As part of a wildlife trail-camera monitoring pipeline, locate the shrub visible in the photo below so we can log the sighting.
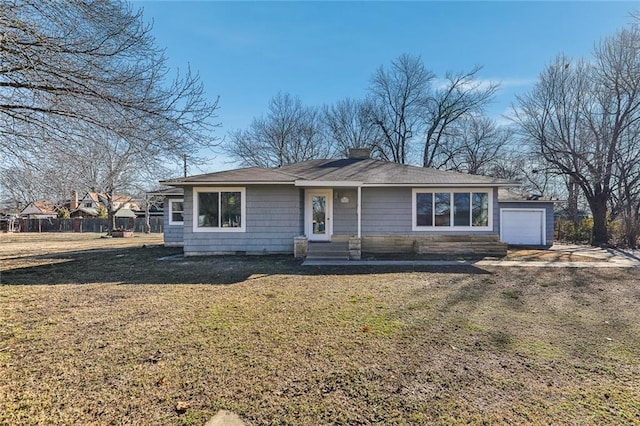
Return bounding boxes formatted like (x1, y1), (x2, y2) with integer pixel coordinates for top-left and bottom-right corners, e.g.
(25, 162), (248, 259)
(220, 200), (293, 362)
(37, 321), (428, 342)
(96, 205), (108, 218)
(555, 217), (593, 244)
(57, 207), (70, 219)
(608, 214), (640, 248)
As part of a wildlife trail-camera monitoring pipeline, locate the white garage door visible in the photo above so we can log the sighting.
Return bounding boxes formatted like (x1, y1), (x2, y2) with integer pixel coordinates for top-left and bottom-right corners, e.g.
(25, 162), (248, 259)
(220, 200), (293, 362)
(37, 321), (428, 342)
(500, 209), (545, 245)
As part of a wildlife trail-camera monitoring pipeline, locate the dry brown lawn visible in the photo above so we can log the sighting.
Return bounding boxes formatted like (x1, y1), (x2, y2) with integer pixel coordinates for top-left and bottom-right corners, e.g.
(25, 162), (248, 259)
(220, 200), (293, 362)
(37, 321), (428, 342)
(1, 233), (639, 425)
(505, 249), (601, 262)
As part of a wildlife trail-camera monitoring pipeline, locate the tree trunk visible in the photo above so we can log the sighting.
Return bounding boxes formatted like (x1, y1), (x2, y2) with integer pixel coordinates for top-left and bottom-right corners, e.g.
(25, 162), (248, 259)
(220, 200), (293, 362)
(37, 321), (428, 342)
(144, 206), (151, 234)
(567, 177), (580, 226)
(589, 194), (608, 246)
(632, 208), (640, 249)
(107, 210), (116, 235)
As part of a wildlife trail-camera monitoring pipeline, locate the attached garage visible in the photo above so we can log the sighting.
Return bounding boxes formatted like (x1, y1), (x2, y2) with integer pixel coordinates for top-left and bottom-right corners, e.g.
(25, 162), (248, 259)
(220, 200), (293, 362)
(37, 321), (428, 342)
(498, 189), (556, 247)
(500, 208), (546, 246)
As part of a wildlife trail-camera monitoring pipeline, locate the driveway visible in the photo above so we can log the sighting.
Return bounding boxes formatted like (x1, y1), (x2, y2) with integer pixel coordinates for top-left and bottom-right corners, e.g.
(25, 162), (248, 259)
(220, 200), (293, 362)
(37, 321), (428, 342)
(478, 244), (640, 268)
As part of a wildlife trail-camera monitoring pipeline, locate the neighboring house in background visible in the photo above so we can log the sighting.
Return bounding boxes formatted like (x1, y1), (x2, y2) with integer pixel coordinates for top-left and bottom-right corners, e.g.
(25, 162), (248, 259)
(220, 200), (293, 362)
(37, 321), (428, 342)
(159, 148), (546, 259)
(20, 201), (58, 219)
(498, 189), (557, 247)
(70, 191), (140, 218)
(133, 204), (164, 219)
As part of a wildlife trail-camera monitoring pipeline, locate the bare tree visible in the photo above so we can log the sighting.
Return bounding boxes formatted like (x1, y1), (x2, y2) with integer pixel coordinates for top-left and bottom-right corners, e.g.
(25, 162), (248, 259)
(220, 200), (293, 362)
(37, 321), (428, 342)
(422, 67), (499, 168)
(514, 23), (640, 246)
(368, 54), (434, 164)
(367, 55), (497, 166)
(3, 0), (219, 153)
(0, 0), (220, 230)
(488, 157), (524, 181)
(86, 119), (194, 232)
(0, 166), (47, 208)
(322, 98), (381, 158)
(1, 125), (178, 232)
(227, 92), (329, 167)
(68, 132), (160, 232)
(433, 115), (513, 174)
(0, 160), (76, 209)
(609, 122), (640, 247)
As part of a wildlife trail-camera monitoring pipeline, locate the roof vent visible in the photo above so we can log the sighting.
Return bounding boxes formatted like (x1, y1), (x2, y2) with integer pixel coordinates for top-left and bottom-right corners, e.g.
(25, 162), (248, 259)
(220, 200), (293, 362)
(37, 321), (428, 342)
(348, 148), (371, 159)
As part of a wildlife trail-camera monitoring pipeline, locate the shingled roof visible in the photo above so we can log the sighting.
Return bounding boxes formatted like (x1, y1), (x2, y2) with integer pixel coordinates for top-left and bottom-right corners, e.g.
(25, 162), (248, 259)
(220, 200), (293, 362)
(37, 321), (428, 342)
(161, 158), (518, 187)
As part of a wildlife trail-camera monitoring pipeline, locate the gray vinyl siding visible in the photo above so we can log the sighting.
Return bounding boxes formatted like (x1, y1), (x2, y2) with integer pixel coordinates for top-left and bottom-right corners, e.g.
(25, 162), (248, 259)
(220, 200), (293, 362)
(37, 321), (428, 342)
(333, 188), (358, 235)
(163, 196), (183, 246)
(180, 185), (506, 255)
(361, 187), (500, 236)
(498, 201), (554, 246)
(362, 187), (411, 234)
(183, 185), (302, 255)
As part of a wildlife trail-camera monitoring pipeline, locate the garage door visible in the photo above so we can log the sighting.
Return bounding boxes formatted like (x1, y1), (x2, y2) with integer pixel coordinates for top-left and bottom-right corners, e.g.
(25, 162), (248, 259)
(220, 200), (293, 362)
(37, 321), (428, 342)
(500, 209), (545, 245)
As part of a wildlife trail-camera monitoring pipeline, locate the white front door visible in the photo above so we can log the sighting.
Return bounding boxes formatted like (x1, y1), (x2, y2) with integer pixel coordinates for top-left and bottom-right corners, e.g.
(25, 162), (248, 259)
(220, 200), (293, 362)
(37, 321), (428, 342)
(305, 189), (333, 241)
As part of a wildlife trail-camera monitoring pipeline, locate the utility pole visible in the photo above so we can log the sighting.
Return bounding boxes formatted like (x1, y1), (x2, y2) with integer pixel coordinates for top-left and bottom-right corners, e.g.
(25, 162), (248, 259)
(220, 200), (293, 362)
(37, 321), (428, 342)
(183, 154), (188, 178)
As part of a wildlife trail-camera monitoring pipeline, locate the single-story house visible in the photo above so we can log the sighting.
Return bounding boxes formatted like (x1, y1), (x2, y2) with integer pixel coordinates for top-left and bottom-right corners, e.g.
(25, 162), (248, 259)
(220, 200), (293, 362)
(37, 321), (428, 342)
(159, 149), (555, 259)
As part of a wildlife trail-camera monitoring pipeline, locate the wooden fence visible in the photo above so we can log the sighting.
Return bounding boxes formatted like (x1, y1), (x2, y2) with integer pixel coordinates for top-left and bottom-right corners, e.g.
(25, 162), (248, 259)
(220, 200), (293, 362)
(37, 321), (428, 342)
(11, 217), (164, 233)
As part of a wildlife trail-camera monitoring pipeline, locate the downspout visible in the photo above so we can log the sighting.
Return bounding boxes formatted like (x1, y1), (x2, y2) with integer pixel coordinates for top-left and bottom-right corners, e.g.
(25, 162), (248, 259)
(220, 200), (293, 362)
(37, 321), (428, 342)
(357, 186), (362, 238)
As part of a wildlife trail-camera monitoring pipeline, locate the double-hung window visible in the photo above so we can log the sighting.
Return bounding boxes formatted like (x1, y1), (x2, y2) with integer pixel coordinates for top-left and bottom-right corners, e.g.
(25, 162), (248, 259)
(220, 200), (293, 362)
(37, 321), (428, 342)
(193, 187), (246, 232)
(413, 189), (492, 231)
(169, 199), (184, 225)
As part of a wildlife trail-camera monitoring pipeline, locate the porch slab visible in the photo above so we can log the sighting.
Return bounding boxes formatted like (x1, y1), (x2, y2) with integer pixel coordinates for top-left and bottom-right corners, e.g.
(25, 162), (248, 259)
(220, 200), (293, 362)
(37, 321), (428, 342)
(302, 259), (640, 268)
(303, 259), (474, 266)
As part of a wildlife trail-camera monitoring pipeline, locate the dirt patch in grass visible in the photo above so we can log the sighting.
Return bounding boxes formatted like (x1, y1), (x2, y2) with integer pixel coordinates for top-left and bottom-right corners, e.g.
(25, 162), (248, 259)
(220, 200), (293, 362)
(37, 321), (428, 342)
(506, 249), (601, 262)
(363, 248), (602, 262)
(1, 234), (639, 424)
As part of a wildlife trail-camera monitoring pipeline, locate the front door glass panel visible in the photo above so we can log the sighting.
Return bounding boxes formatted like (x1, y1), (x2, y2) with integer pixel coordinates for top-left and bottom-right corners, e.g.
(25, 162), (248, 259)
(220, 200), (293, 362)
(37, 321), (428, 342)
(312, 195), (326, 234)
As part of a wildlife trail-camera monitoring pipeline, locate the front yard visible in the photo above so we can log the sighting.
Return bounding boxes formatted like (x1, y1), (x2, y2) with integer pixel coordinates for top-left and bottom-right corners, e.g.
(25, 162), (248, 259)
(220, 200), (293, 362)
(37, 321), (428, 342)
(1, 234), (639, 424)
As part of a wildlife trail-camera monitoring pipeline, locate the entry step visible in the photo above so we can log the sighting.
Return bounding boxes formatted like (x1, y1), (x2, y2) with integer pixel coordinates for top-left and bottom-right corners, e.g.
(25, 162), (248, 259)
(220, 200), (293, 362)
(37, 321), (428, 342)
(307, 241), (349, 260)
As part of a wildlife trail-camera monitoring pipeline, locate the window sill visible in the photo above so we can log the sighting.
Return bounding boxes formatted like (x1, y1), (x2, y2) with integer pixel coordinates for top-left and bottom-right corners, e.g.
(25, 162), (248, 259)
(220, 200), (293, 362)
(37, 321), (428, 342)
(193, 227), (246, 233)
(411, 226), (493, 232)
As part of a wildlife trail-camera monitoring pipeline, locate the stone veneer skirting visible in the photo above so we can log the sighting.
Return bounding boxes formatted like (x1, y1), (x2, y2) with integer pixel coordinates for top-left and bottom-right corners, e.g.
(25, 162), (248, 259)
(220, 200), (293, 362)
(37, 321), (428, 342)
(294, 234), (507, 259)
(294, 236), (308, 259)
(362, 235), (507, 257)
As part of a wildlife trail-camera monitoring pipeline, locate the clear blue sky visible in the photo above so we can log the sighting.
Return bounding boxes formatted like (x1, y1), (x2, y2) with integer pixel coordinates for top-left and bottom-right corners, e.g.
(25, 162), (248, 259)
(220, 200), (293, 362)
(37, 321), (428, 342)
(133, 1), (636, 172)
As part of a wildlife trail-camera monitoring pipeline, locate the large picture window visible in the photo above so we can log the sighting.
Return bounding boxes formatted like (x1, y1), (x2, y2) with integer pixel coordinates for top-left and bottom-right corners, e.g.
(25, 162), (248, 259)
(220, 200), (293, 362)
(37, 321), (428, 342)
(193, 187), (246, 232)
(435, 192), (451, 226)
(169, 199), (184, 225)
(412, 189), (492, 231)
(416, 193), (433, 226)
(472, 192), (489, 227)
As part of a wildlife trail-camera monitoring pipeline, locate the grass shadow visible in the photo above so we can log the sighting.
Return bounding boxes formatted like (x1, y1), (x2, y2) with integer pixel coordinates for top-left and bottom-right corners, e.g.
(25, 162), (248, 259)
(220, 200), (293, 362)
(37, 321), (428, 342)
(607, 247), (640, 262)
(1, 246), (490, 286)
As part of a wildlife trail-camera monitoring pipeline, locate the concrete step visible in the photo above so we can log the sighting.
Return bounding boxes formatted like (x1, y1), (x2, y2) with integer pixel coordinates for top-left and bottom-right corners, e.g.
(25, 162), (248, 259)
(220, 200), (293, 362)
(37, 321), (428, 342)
(308, 242), (348, 250)
(306, 254), (350, 260)
(307, 241), (350, 260)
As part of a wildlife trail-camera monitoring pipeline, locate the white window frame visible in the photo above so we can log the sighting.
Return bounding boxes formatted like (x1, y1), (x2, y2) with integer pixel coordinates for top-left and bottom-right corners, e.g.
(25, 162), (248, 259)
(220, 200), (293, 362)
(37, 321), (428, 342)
(192, 187), (246, 233)
(411, 188), (493, 232)
(168, 198), (184, 225)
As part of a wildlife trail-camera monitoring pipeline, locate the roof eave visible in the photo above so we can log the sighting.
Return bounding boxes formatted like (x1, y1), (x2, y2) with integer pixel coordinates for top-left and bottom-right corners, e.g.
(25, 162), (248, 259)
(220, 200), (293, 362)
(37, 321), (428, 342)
(160, 180), (520, 188)
(500, 198), (564, 203)
(159, 180), (294, 186)
(362, 182), (520, 187)
(295, 180), (363, 187)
